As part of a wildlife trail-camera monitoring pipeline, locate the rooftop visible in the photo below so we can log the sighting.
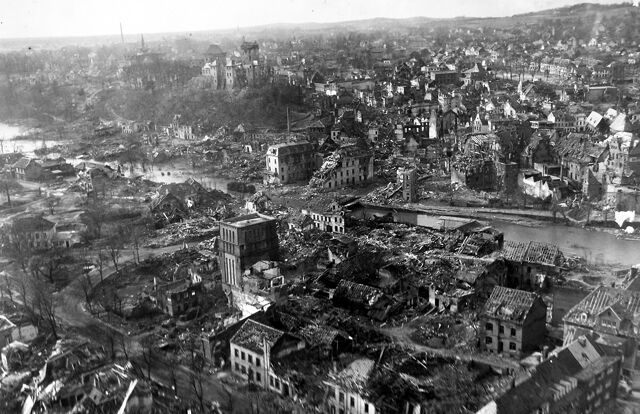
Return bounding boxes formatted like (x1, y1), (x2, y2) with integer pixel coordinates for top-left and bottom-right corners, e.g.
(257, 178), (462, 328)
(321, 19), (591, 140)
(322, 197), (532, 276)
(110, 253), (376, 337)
(484, 286), (541, 323)
(564, 286), (640, 337)
(495, 336), (615, 414)
(502, 241), (562, 267)
(327, 358), (375, 393)
(230, 319), (284, 355)
(221, 213), (275, 228)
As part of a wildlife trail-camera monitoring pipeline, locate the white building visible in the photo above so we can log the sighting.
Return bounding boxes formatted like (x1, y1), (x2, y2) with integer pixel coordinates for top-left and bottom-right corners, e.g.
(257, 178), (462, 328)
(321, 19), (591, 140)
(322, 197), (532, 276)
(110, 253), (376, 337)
(324, 358), (377, 414)
(230, 319), (305, 398)
(264, 141), (317, 184)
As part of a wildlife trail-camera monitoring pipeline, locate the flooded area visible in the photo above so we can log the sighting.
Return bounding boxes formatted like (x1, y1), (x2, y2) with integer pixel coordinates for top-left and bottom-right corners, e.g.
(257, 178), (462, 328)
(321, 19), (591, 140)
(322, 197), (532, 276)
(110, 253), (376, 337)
(0, 122), (63, 156)
(493, 220), (640, 267)
(125, 161), (255, 197)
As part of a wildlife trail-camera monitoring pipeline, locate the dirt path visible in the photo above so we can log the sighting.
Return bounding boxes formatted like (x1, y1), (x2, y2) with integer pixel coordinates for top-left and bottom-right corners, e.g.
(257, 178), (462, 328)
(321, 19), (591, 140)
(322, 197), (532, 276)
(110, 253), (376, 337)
(379, 325), (520, 371)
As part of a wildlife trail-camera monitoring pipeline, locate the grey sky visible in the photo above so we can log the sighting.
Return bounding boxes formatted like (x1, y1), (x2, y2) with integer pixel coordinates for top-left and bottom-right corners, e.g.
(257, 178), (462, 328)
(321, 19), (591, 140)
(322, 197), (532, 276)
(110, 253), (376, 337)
(0, 0), (624, 39)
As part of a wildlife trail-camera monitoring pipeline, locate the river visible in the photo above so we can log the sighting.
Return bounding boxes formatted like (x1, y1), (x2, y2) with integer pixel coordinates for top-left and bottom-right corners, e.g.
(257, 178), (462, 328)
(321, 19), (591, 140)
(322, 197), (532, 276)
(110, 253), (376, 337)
(492, 220), (640, 267)
(124, 161), (254, 198)
(0, 122), (64, 156)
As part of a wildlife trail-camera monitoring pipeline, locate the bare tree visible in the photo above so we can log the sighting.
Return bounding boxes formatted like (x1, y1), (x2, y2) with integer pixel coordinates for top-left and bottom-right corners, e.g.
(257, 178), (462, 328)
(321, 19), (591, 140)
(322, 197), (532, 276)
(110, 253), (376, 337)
(45, 195), (58, 215)
(15, 273), (60, 339)
(0, 225), (33, 275)
(106, 228), (125, 273)
(80, 273), (94, 313)
(188, 338), (207, 413)
(93, 249), (108, 283)
(0, 176), (19, 208)
(29, 246), (67, 283)
(86, 200), (109, 239)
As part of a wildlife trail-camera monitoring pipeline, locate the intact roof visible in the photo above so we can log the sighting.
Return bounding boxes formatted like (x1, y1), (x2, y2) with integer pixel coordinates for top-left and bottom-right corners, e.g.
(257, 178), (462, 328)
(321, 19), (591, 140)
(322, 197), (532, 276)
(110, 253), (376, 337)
(483, 286), (541, 323)
(502, 240), (562, 267)
(496, 336), (614, 414)
(563, 286), (640, 337)
(205, 44), (225, 56)
(266, 141), (313, 156)
(230, 319), (284, 355)
(12, 157), (37, 169)
(221, 213), (276, 228)
(12, 215), (55, 233)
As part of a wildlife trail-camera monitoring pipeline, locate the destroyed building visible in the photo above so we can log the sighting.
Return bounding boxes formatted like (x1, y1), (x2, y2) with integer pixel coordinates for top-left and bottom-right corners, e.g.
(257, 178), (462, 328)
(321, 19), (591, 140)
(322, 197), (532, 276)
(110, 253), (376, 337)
(219, 213), (279, 289)
(324, 358), (377, 414)
(264, 141), (317, 184)
(451, 154), (496, 191)
(310, 144), (374, 189)
(501, 241), (564, 289)
(398, 167), (418, 202)
(302, 199), (346, 234)
(230, 319), (305, 398)
(153, 278), (204, 317)
(6, 215), (56, 249)
(480, 286), (547, 358)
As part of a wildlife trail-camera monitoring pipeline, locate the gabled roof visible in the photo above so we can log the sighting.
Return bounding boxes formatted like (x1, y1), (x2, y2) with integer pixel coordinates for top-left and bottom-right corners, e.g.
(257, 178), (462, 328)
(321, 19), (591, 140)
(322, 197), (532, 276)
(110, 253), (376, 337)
(149, 192), (184, 211)
(334, 279), (384, 308)
(205, 44), (225, 56)
(230, 319), (285, 355)
(495, 336), (615, 414)
(563, 286), (640, 337)
(483, 286), (541, 323)
(554, 133), (607, 164)
(502, 240), (562, 266)
(12, 157), (37, 169)
(12, 215), (55, 233)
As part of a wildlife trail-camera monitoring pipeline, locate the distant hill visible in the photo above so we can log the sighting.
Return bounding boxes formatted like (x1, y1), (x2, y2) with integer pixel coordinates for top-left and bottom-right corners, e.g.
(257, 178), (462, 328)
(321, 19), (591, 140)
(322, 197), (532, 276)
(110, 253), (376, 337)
(0, 2), (634, 50)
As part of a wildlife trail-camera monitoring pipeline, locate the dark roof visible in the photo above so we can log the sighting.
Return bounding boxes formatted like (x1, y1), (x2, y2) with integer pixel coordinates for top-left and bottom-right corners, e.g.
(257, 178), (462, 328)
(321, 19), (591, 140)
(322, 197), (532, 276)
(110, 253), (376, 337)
(554, 133), (607, 164)
(149, 192), (184, 211)
(495, 336), (616, 414)
(156, 178), (206, 200)
(299, 324), (349, 347)
(483, 286), (541, 323)
(12, 157), (36, 169)
(205, 44), (225, 56)
(230, 319), (284, 355)
(502, 241), (562, 267)
(12, 215), (55, 233)
(334, 279), (384, 307)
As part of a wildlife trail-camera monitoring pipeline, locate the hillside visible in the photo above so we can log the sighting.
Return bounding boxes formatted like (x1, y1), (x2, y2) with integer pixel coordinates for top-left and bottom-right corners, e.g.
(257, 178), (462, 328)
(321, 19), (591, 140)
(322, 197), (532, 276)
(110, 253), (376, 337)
(0, 2), (634, 50)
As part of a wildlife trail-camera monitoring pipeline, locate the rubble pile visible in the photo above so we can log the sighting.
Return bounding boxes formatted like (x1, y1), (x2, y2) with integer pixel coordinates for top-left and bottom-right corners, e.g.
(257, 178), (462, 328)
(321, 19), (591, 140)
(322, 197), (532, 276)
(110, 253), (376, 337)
(308, 151), (341, 188)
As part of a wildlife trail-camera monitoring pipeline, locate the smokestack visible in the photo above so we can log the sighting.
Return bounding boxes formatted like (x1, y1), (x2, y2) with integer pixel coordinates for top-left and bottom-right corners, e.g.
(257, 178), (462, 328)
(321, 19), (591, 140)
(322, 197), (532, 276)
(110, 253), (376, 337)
(120, 23), (124, 44)
(286, 107), (290, 133)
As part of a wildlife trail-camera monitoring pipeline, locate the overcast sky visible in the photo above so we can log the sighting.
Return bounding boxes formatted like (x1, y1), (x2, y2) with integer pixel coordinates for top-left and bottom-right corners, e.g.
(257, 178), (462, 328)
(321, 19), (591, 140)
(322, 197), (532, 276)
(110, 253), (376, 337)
(0, 0), (625, 39)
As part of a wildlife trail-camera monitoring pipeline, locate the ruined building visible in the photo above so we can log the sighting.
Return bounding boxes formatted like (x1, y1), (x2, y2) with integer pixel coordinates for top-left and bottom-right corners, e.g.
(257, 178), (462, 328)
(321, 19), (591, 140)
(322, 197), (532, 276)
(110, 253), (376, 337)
(264, 141), (317, 184)
(398, 167), (418, 202)
(201, 44), (227, 89)
(480, 286), (547, 358)
(219, 214), (279, 289)
(310, 144), (374, 189)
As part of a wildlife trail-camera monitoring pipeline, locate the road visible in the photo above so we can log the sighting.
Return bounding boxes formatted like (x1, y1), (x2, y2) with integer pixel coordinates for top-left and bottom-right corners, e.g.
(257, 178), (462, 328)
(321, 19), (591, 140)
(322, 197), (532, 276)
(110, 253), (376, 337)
(52, 242), (239, 409)
(379, 325), (520, 371)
